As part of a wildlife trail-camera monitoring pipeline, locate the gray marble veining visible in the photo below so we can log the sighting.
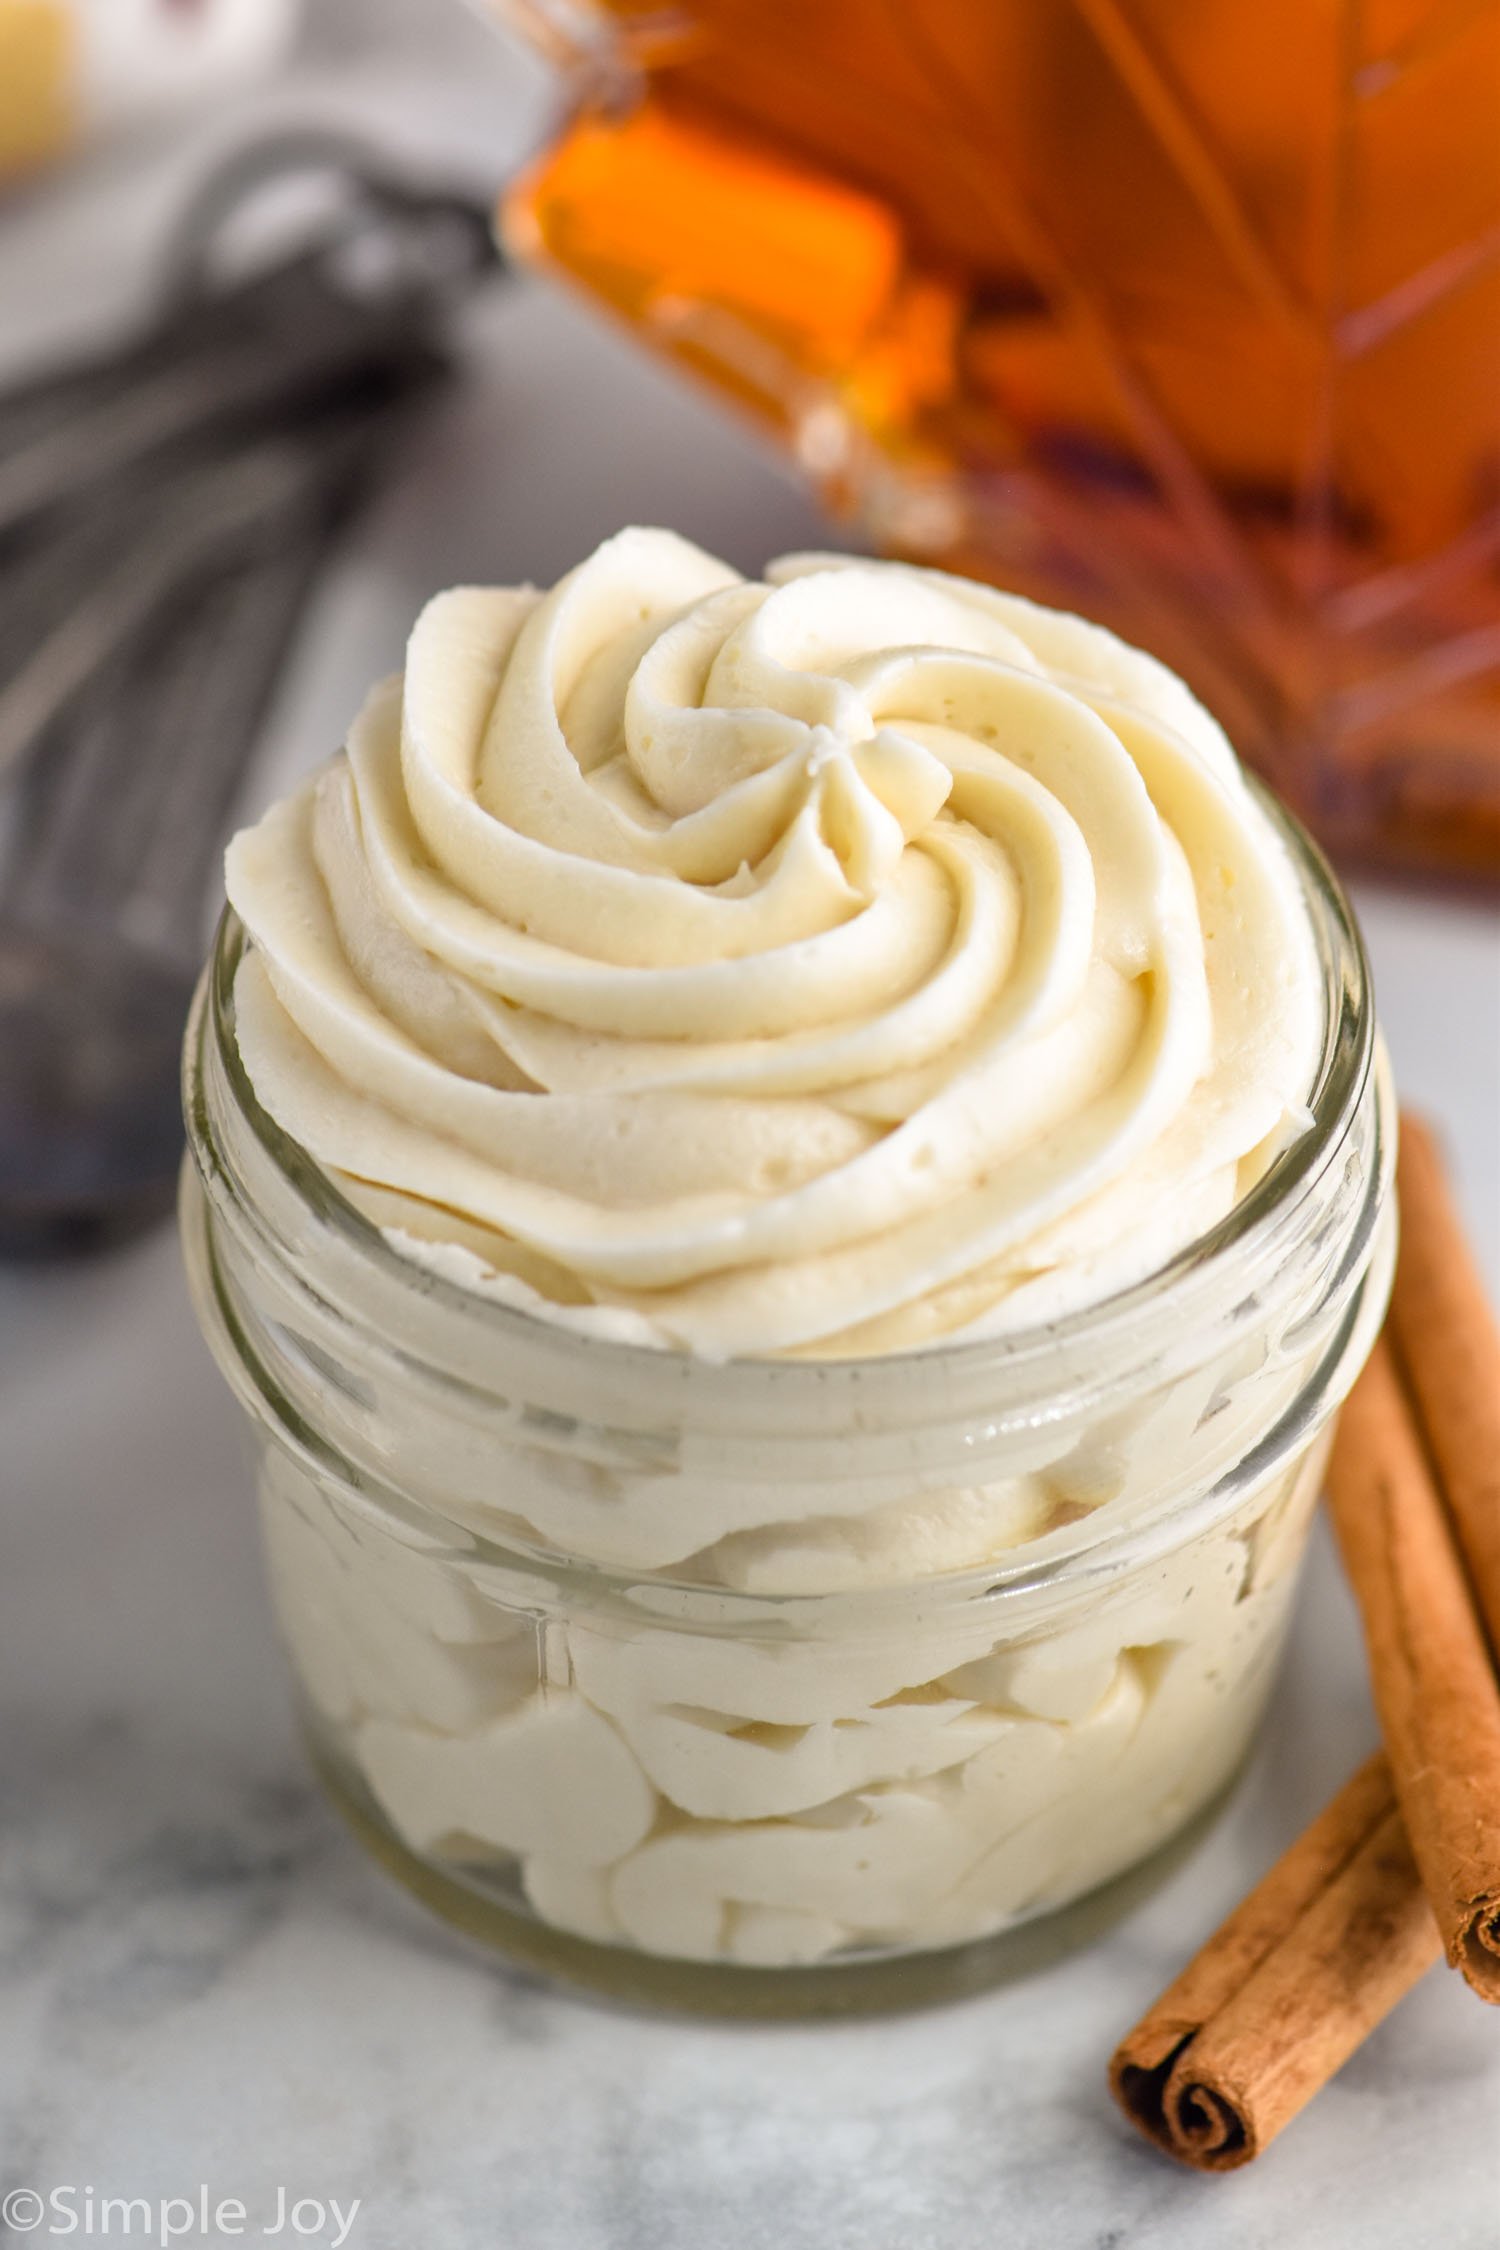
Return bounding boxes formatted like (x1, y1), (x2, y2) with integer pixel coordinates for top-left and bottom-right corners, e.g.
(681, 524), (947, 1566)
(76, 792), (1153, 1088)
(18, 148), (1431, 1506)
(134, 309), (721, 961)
(5, 1233), (1499, 2249)
(3, 5), (1499, 2244)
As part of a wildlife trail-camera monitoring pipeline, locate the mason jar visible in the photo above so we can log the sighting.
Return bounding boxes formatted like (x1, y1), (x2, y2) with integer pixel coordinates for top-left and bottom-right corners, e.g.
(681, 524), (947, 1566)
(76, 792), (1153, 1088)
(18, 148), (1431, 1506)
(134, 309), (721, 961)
(181, 798), (1393, 2011)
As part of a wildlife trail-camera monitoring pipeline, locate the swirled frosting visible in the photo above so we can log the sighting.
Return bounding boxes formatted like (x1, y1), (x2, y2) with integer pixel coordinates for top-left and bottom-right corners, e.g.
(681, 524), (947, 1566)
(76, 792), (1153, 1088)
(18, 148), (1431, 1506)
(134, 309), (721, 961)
(226, 529), (1321, 1358)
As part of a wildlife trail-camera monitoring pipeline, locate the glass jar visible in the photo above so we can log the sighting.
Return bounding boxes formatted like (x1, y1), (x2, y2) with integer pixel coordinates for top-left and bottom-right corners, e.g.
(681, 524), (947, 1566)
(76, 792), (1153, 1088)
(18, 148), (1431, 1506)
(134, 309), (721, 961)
(181, 793), (1393, 2012)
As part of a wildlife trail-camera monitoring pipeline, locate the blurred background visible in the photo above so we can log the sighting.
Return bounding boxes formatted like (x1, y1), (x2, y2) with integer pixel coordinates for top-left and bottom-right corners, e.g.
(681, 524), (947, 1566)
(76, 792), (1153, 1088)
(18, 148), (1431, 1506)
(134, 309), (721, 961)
(0, 0), (1495, 1264)
(0, 7), (1496, 2238)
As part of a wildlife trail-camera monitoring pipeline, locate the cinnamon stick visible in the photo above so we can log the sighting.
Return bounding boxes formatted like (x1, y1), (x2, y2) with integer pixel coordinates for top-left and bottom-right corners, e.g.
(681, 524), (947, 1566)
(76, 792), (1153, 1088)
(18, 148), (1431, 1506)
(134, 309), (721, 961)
(1114, 1115), (1499, 2165)
(1387, 1113), (1500, 1661)
(1110, 1756), (1439, 2169)
(1326, 1335), (1500, 2001)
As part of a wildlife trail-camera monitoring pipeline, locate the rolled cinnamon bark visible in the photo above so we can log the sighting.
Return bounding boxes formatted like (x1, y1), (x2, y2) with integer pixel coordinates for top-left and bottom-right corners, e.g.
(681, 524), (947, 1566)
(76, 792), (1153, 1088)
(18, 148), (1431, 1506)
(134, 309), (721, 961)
(1114, 1117), (1498, 2166)
(1326, 1336), (1500, 2002)
(1110, 1756), (1438, 2169)
(1387, 1113), (1500, 1660)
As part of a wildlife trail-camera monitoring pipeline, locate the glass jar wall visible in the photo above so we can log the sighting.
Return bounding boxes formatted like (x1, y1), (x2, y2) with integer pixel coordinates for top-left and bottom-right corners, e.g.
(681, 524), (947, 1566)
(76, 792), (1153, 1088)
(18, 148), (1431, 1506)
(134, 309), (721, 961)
(181, 801), (1393, 2008)
(498, 0), (1500, 882)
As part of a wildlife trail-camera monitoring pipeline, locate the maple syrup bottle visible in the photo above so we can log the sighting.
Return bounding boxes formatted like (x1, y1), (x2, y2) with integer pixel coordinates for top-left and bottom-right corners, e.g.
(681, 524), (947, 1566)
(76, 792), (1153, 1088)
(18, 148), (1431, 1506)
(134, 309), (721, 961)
(498, 0), (1500, 881)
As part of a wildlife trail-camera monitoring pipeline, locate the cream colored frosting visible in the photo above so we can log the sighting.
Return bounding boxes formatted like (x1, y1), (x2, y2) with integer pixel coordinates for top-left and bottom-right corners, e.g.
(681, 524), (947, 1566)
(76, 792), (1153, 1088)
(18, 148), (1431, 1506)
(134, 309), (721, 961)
(224, 529), (1321, 1360)
(222, 530), (1345, 1968)
(260, 1431), (1328, 1964)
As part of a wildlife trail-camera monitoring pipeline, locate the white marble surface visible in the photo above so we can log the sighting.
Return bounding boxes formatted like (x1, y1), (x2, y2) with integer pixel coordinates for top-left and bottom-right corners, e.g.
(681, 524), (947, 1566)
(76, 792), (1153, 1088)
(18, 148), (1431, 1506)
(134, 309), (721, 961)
(3, 7), (1499, 2245)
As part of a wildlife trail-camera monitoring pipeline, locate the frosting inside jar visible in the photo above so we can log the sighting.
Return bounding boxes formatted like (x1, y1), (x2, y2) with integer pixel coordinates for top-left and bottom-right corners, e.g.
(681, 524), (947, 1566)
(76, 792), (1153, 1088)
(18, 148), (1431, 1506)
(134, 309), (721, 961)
(201, 531), (1383, 1971)
(258, 1430), (1331, 1964)
(225, 528), (1321, 1362)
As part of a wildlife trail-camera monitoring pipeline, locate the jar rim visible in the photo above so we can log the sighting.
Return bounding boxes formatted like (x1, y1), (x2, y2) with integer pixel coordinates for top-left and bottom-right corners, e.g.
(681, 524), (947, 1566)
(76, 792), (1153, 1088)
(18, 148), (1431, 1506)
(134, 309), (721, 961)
(184, 779), (1391, 1620)
(198, 777), (1373, 1388)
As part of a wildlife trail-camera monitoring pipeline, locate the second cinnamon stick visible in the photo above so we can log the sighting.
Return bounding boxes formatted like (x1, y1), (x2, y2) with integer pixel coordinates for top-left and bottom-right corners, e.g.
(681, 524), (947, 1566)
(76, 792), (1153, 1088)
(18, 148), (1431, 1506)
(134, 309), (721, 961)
(1326, 1336), (1500, 2002)
(1110, 1755), (1438, 2169)
(1388, 1113), (1500, 1660)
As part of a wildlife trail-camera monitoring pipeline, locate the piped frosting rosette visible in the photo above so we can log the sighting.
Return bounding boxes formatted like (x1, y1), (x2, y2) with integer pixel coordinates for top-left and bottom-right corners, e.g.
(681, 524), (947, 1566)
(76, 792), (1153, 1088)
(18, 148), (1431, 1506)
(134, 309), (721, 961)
(226, 529), (1320, 1359)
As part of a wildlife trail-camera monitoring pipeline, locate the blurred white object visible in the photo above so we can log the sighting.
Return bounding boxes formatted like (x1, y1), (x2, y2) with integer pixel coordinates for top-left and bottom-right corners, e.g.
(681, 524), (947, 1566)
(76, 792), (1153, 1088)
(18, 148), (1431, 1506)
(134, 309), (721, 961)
(0, 0), (302, 179)
(81, 0), (301, 120)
